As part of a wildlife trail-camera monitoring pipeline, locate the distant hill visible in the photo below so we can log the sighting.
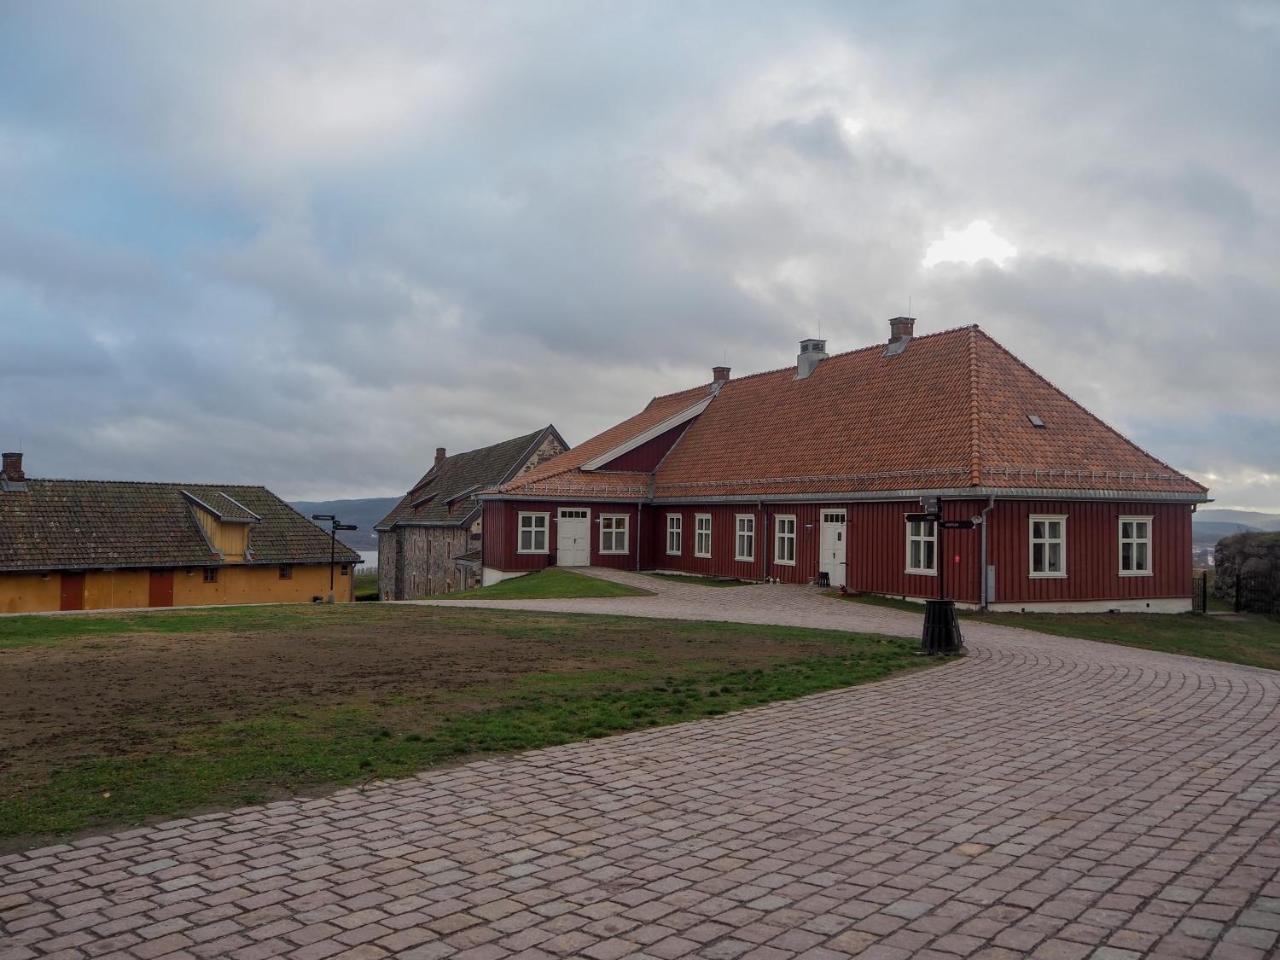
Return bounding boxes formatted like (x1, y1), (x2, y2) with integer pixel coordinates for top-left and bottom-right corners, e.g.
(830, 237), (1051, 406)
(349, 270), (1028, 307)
(1195, 509), (1280, 531)
(1193, 520), (1259, 546)
(289, 497), (400, 551)
(1192, 509), (1280, 548)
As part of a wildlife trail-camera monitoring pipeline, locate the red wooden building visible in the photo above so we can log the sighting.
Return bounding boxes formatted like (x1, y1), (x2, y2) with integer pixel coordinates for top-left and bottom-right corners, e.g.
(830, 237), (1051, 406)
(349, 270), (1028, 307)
(481, 320), (1207, 612)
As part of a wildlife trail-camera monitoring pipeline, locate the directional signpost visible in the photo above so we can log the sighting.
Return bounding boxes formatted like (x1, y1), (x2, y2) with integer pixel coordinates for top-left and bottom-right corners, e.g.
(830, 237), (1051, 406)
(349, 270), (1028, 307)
(912, 499), (970, 656)
(312, 514), (359, 603)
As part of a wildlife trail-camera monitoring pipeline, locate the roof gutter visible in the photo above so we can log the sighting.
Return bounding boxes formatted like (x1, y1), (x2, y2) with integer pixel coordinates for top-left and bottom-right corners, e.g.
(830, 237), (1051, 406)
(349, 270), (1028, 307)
(481, 486), (1208, 506)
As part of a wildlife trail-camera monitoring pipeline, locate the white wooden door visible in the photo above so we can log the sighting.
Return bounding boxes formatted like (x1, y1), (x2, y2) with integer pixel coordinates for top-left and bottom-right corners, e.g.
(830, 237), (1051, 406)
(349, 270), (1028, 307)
(557, 509), (590, 567)
(820, 510), (847, 588)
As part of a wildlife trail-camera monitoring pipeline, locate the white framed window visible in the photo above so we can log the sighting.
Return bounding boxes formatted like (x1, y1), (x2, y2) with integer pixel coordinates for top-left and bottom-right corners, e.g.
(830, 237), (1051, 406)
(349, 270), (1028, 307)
(774, 515), (797, 566)
(518, 512), (549, 554)
(600, 514), (629, 554)
(666, 514), (682, 555)
(905, 519), (937, 575)
(1030, 515), (1067, 577)
(695, 514), (712, 558)
(735, 514), (755, 561)
(1119, 516), (1152, 576)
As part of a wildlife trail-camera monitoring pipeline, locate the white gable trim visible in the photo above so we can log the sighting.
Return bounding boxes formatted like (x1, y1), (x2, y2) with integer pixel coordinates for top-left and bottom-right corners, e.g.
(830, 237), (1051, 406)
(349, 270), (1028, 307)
(580, 395), (713, 472)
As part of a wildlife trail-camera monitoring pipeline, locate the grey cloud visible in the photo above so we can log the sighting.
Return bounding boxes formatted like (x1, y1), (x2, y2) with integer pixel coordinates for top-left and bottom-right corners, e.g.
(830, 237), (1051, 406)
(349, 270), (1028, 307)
(0, 2), (1277, 507)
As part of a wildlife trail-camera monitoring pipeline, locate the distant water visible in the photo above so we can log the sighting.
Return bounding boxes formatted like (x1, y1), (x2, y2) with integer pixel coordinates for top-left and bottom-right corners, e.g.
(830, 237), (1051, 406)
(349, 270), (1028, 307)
(357, 550), (378, 571)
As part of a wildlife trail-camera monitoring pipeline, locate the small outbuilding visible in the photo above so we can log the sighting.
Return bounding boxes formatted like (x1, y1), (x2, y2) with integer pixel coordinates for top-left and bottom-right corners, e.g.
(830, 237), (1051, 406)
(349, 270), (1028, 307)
(375, 426), (566, 599)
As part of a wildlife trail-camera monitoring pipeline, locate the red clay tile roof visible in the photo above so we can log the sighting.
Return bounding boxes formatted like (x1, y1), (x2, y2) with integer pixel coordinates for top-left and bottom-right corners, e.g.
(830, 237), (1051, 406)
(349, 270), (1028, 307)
(497, 326), (1206, 502)
(0, 480), (359, 573)
(498, 386), (713, 498)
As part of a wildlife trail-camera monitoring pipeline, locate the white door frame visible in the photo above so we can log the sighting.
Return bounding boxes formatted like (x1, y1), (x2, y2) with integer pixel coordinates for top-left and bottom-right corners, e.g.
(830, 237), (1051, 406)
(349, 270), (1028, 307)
(820, 508), (848, 588)
(556, 508), (591, 567)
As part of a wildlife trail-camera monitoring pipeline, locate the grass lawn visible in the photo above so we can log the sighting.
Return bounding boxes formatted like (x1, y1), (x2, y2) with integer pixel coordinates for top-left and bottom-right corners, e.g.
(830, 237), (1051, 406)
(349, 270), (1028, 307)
(0, 603), (933, 849)
(354, 571), (379, 601)
(832, 591), (1280, 672)
(647, 573), (750, 588)
(431, 567), (652, 600)
(967, 610), (1280, 672)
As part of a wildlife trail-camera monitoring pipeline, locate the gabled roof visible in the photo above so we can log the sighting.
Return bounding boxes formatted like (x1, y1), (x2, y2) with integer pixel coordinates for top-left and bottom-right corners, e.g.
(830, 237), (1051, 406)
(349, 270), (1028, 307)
(377, 426), (565, 529)
(497, 326), (1206, 502)
(0, 480), (359, 572)
(499, 385), (713, 499)
(181, 489), (262, 523)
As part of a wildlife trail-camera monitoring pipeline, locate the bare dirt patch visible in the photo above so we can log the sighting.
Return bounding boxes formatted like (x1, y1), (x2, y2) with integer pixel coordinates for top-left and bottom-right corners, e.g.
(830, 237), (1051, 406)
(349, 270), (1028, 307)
(1, 607), (854, 779)
(0, 604), (926, 849)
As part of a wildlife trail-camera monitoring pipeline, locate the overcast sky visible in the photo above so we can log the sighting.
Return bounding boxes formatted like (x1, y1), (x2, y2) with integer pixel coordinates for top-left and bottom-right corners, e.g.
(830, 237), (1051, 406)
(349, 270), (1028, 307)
(2, 2), (1277, 509)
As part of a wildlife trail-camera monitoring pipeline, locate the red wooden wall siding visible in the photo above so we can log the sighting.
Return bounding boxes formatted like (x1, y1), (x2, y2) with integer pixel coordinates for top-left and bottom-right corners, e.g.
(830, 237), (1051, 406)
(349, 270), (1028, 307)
(484, 500), (645, 572)
(846, 499), (986, 604)
(989, 500), (1191, 604)
(646, 504), (825, 583)
(485, 498), (1193, 604)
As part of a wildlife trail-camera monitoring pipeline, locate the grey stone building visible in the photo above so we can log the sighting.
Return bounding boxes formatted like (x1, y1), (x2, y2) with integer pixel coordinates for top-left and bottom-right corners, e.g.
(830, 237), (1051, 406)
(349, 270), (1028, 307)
(375, 426), (567, 599)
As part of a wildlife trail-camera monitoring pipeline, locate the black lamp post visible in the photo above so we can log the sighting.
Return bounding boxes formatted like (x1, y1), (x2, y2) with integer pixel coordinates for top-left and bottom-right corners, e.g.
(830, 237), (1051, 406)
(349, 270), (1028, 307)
(311, 514), (359, 601)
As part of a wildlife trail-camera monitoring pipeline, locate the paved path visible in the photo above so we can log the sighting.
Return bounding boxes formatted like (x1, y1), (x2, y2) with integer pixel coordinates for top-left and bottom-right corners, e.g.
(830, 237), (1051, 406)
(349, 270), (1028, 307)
(3, 574), (1279, 960)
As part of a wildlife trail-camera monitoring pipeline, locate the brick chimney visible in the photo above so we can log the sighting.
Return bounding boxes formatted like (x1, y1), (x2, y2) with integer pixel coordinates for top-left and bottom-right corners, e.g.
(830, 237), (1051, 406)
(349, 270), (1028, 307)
(435, 447), (447, 468)
(888, 316), (915, 343)
(796, 338), (828, 380)
(712, 366), (731, 383)
(1, 452), (23, 480)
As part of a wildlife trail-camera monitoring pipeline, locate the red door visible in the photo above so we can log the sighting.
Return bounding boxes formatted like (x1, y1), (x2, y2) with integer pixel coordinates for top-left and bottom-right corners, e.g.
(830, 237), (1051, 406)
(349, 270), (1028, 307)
(59, 572), (85, 611)
(148, 570), (175, 607)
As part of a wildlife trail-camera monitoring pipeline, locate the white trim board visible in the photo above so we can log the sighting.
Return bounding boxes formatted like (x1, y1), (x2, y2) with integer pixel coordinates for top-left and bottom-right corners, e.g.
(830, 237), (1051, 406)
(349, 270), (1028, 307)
(579, 396), (713, 471)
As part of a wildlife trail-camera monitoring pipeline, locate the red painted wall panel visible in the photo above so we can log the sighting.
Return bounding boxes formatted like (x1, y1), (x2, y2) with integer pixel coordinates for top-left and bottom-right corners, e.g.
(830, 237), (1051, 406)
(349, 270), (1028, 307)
(597, 422), (691, 472)
(847, 499), (985, 604)
(647, 504), (826, 583)
(486, 496), (1194, 605)
(483, 500), (644, 572)
(988, 500), (1190, 605)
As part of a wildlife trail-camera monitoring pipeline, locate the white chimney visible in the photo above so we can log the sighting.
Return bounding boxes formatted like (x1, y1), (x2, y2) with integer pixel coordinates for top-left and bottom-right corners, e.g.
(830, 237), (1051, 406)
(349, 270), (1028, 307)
(796, 338), (828, 379)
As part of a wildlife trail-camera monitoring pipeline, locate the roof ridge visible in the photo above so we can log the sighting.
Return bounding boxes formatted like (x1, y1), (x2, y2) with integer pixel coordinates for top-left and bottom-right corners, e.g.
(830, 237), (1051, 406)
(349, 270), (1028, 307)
(696, 324), (981, 391)
(25, 478), (271, 490)
(973, 329), (1205, 491)
(967, 326), (981, 486)
(645, 325), (981, 401)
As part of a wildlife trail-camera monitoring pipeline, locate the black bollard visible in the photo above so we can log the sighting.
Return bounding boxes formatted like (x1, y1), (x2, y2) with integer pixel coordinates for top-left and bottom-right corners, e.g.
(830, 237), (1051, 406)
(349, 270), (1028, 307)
(921, 599), (964, 655)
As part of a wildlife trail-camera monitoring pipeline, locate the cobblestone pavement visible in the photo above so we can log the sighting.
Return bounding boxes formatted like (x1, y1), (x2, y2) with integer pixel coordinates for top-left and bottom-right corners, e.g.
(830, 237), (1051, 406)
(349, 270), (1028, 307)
(3, 575), (1279, 959)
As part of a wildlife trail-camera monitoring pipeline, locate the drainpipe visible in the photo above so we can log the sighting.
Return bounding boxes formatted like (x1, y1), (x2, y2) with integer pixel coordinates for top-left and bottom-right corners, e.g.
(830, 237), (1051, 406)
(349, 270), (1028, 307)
(979, 495), (995, 610)
(759, 500), (768, 583)
(635, 501), (642, 572)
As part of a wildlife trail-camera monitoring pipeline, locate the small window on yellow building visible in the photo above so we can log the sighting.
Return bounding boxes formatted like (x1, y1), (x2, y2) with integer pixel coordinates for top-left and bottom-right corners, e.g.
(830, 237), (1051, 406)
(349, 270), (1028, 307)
(279, 565), (293, 580)
(340, 564), (350, 576)
(203, 568), (219, 583)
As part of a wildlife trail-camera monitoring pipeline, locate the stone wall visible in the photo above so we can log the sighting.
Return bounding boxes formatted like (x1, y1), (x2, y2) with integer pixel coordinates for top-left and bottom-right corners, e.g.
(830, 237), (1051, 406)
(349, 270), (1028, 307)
(379, 526), (473, 600)
(516, 433), (567, 476)
(1213, 532), (1280, 613)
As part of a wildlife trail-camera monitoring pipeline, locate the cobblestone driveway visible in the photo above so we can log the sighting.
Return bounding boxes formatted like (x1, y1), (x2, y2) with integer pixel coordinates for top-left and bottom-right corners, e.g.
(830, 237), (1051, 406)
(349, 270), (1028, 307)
(3, 573), (1278, 959)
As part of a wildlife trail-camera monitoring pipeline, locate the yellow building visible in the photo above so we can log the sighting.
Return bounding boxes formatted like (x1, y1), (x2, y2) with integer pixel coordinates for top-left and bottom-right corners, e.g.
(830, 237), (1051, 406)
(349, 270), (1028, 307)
(0, 452), (359, 614)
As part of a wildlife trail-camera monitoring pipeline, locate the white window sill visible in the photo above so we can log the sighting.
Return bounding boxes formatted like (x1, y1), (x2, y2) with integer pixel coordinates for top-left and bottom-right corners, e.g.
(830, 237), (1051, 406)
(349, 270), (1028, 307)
(735, 556), (754, 562)
(905, 568), (937, 577)
(694, 552), (712, 559)
(1029, 572), (1067, 579)
(600, 550), (628, 556)
(516, 549), (549, 556)
(666, 550), (681, 556)
(774, 559), (796, 567)
(1119, 570), (1154, 578)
